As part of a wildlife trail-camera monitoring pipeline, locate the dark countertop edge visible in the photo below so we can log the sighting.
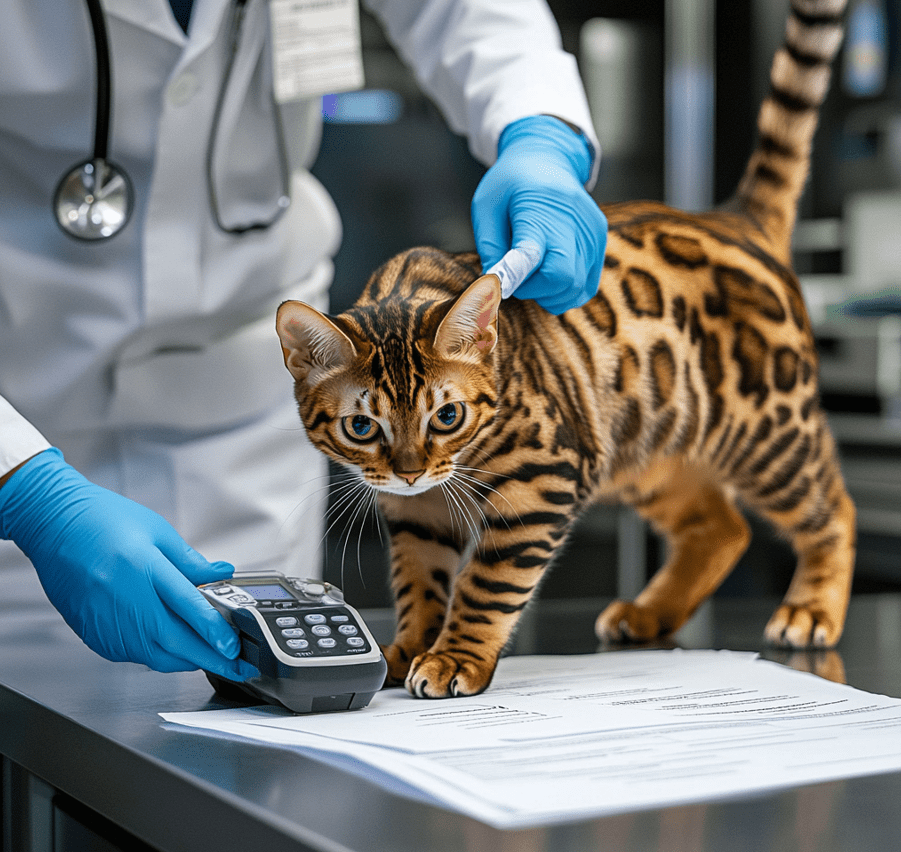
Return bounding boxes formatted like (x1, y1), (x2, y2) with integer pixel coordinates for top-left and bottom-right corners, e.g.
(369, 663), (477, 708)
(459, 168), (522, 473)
(1, 680), (352, 852)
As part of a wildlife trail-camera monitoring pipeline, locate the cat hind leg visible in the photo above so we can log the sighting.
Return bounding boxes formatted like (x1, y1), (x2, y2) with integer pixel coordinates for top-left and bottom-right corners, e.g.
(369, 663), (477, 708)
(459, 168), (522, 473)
(596, 464), (751, 643)
(751, 481), (854, 645)
(736, 415), (855, 648)
(757, 489), (855, 648)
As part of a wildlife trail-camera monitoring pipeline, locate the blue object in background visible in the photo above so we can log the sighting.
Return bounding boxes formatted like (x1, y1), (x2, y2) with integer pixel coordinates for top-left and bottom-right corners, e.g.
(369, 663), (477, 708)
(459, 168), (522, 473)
(843, 0), (888, 97)
(322, 91), (404, 125)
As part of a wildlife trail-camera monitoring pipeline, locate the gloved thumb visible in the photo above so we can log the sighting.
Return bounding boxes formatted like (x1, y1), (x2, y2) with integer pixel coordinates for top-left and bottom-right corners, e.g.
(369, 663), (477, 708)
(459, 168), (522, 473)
(484, 240), (544, 299)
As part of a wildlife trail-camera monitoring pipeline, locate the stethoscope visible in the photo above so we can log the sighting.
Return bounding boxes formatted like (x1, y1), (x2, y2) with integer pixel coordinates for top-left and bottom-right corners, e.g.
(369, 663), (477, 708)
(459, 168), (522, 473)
(54, 0), (291, 241)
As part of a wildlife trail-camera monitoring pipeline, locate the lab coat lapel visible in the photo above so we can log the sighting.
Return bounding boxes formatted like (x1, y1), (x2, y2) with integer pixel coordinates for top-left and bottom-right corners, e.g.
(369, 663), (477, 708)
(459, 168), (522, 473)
(102, 0), (235, 60)
(102, 0), (187, 45)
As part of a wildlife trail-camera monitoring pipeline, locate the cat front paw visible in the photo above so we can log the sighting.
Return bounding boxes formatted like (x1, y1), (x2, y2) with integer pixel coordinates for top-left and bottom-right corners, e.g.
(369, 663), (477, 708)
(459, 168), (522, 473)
(764, 604), (842, 648)
(380, 643), (415, 686)
(405, 651), (494, 698)
(595, 600), (667, 644)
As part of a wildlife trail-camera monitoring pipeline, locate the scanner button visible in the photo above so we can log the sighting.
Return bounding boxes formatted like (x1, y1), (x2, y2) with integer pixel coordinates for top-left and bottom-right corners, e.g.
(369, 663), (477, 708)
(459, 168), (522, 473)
(281, 628), (305, 638)
(275, 616), (299, 628)
(346, 637), (365, 647)
(338, 624), (358, 635)
(303, 582), (326, 597)
(330, 614), (349, 623)
(311, 625), (331, 636)
(317, 638), (337, 648)
(286, 639), (309, 650)
(304, 613), (327, 624)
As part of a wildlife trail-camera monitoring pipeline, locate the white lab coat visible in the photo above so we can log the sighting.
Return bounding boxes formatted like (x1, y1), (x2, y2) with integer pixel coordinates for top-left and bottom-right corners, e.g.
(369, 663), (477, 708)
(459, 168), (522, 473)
(0, 0), (596, 575)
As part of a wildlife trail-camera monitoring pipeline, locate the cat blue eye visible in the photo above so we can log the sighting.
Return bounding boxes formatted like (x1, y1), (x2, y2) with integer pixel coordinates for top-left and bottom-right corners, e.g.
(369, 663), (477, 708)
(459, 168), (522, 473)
(429, 402), (465, 433)
(342, 414), (380, 443)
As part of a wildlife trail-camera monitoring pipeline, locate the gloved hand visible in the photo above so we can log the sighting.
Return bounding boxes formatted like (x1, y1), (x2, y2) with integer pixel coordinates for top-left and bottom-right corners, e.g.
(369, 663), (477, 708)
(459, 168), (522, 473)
(0, 448), (257, 681)
(473, 115), (608, 314)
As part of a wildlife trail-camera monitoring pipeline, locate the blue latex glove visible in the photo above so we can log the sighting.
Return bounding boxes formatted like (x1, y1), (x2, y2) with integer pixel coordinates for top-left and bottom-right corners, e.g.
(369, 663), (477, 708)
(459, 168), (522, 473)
(473, 115), (608, 314)
(0, 448), (257, 681)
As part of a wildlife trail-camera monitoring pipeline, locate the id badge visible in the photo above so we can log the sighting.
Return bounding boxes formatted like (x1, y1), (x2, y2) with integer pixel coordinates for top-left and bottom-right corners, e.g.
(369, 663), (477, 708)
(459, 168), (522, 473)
(269, 0), (365, 103)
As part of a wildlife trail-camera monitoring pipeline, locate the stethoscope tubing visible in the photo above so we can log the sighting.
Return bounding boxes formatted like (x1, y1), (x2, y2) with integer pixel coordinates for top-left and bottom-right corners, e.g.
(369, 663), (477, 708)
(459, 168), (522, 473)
(55, 0), (290, 241)
(85, 0), (111, 163)
(53, 0), (132, 240)
(207, 0), (291, 234)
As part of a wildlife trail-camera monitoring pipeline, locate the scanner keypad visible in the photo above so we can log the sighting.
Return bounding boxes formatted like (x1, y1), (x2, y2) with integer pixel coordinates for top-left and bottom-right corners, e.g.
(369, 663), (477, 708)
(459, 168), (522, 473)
(257, 603), (372, 659)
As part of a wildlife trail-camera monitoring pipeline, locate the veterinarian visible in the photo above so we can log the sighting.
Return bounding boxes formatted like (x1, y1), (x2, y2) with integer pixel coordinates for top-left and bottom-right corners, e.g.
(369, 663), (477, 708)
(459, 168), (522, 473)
(0, 0), (606, 679)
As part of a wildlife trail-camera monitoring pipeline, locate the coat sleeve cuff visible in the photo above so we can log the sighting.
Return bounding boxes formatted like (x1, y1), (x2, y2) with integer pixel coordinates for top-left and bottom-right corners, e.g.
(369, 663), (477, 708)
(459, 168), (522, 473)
(0, 396), (51, 480)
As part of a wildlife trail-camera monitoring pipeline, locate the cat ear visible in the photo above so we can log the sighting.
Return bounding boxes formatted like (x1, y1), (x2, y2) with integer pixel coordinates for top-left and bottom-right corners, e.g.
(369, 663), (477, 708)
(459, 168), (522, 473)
(433, 274), (502, 360)
(276, 300), (357, 384)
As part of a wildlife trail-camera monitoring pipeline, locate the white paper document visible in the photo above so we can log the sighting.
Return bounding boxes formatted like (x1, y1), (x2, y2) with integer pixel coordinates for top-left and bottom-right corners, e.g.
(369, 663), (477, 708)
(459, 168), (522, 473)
(162, 650), (901, 828)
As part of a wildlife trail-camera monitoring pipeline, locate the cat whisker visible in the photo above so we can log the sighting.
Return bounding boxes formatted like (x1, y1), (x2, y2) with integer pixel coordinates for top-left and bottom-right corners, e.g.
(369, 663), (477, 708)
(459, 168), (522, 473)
(448, 475), (512, 557)
(443, 476), (491, 547)
(293, 469), (357, 508)
(441, 491), (476, 552)
(454, 463), (513, 483)
(439, 480), (480, 546)
(276, 470), (345, 540)
(370, 489), (386, 548)
(454, 465), (515, 501)
(449, 476), (517, 556)
(357, 487), (384, 588)
(339, 484), (376, 590)
(438, 483), (462, 541)
(324, 482), (369, 531)
(460, 443), (499, 468)
(317, 477), (370, 561)
(452, 469), (521, 525)
(328, 476), (368, 504)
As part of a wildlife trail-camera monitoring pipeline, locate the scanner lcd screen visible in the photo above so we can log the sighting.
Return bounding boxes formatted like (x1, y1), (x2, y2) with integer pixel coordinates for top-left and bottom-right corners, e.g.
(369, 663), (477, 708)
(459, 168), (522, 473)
(241, 583), (292, 601)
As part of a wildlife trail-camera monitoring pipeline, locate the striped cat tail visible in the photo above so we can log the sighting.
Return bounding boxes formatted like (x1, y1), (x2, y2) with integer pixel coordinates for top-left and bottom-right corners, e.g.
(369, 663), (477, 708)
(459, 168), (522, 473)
(733, 0), (847, 255)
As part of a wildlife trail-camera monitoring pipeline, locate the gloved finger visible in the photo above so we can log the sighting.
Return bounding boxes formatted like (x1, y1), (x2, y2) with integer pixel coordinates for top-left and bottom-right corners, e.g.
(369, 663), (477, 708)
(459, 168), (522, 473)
(533, 254), (594, 313)
(533, 289), (582, 314)
(536, 293), (581, 315)
(155, 526), (236, 586)
(153, 527), (242, 655)
(485, 241), (545, 298)
(148, 553), (243, 659)
(154, 641), (259, 681)
(142, 618), (258, 680)
(548, 265), (602, 313)
(472, 183), (512, 270)
(494, 209), (556, 296)
(210, 657), (260, 682)
(580, 266), (603, 305)
(514, 245), (577, 300)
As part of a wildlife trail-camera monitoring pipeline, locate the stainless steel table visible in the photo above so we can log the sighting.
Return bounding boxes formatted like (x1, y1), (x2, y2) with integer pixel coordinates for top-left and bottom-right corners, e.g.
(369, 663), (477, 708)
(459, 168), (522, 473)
(3, 563), (901, 852)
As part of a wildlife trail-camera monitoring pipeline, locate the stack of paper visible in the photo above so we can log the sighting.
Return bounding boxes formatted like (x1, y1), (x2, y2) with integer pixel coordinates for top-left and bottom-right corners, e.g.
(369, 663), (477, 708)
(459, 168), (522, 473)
(162, 650), (901, 828)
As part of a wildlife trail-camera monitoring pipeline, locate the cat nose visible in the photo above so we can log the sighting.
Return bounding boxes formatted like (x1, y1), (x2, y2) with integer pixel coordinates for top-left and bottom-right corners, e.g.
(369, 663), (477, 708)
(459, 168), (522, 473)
(396, 469), (426, 486)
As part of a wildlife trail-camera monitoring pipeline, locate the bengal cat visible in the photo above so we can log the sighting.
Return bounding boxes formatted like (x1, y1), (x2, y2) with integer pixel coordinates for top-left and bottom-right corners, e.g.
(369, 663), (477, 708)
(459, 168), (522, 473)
(277, 0), (855, 698)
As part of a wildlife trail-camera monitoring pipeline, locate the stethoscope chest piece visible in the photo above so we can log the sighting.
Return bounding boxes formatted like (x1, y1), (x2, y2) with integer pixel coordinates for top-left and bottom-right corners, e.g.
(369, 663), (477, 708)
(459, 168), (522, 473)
(54, 158), (133, 241)
(57, 0), (287, 241)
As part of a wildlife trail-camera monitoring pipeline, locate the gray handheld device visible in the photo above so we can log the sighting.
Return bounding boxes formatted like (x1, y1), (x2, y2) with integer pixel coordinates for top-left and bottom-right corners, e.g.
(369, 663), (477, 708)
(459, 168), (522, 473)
(199, 573), (387, 714)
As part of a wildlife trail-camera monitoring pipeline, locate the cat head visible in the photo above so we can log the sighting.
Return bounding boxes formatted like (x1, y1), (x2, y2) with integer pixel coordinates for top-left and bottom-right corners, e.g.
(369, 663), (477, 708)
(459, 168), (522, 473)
(276, 266), (501, 496)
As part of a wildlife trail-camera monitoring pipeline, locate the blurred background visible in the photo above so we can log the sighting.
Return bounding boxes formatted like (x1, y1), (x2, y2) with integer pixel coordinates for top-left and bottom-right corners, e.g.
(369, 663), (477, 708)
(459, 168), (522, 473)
(311, 0), (901, 609)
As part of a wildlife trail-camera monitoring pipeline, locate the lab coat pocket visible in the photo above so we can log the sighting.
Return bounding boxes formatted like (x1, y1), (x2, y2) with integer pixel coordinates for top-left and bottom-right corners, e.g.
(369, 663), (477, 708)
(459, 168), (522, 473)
(108, 313), (292, 432)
